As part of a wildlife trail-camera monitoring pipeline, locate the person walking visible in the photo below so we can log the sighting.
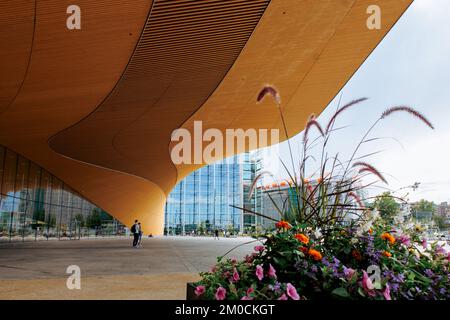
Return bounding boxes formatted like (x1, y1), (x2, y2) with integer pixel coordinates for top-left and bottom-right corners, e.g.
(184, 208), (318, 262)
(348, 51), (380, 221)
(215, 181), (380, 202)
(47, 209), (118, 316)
(214, 228), (219, 240)
(131, 220), (140, 248)
(137, 222), (143, 248)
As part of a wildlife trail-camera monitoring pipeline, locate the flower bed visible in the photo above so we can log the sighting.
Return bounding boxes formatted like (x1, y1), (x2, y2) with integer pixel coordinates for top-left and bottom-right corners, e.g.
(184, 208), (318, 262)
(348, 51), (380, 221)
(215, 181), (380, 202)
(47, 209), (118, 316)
(192, 220), (449, 300)
(190, 87), (449, 300)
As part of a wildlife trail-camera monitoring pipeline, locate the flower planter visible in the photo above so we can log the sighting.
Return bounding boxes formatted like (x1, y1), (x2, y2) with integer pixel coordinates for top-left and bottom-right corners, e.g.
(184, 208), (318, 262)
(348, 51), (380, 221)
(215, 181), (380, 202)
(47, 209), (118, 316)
(186, 282), (204, 300)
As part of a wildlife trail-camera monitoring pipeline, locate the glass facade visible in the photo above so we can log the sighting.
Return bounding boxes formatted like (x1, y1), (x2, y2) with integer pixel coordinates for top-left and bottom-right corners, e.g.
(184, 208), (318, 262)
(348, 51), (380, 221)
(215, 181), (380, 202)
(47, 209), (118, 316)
(164, 152), (262, 235)
(0, 145), (124, 243)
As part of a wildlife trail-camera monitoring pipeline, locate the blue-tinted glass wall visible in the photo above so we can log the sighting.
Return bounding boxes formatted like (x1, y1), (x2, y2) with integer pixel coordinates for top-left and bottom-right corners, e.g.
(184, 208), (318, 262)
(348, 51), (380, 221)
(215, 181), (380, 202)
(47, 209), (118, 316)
(165, 155), (245, 235)
(0, 145), (123, 242)
(164, 153), (262, 235)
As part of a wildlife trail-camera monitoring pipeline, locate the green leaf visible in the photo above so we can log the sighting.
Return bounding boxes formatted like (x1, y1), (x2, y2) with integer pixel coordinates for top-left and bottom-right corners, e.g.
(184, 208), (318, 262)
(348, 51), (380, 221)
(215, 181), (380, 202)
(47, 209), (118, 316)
(357, 287), (366, 297)
(374, 281), (382, 290)
(332, 287), (350, 298)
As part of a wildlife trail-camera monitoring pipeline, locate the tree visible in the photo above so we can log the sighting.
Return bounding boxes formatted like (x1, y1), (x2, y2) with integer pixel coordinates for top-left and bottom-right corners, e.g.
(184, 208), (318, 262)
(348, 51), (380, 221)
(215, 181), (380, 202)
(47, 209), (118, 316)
(412, 199), (435, 213)
(86, 209), (102, 228)
(433, 214), (448, 230)
(74, 213), (85, 227)
(372, 192), (400, 222)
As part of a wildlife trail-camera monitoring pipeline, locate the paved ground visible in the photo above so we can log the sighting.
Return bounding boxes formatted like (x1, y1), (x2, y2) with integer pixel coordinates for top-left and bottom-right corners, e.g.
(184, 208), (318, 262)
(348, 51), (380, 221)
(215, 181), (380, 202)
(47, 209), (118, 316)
(0, 236), (258, 299)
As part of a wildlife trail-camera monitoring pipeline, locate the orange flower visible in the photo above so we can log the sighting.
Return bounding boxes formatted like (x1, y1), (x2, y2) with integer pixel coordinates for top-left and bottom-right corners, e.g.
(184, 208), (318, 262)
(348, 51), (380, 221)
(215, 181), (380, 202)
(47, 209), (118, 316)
(352, 250), (362, 261)
(368, 228), (373, 235)
(382, 251), (392, 257)
(308, 249), (322, 261)
(294, 233), (309, 244)
(381, 232), (395, 245)
(275, 220), (292, 230)
(317, 177), (323, 184)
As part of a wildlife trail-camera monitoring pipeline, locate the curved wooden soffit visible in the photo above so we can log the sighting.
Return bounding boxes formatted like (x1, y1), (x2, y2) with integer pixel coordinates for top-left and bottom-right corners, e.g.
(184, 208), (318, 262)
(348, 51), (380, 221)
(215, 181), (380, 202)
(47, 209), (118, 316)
(0, 0), (413, 234)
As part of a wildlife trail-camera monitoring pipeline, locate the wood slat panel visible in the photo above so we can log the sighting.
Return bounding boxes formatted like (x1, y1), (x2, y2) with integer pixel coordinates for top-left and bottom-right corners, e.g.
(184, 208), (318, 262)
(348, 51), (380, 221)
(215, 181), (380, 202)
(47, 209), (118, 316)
(50, 0), (271, 194)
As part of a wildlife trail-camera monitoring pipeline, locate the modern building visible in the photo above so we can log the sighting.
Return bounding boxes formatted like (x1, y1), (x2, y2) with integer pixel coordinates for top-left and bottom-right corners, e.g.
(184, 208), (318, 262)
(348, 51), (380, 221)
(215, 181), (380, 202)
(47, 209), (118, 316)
(0, 145), (124, 242)
(0, 1), (412, 234)
(165, 152), (263, 235)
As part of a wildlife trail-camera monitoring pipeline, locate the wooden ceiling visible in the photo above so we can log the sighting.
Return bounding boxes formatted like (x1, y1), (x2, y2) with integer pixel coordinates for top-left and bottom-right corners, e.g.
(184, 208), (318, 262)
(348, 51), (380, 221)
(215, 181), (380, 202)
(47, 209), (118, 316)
(0, 0), (412, 234)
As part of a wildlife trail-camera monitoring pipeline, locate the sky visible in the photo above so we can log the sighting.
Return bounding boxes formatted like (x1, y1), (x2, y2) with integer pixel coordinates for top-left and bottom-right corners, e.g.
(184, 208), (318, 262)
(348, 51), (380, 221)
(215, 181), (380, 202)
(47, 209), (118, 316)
(263, 0), (450, 204)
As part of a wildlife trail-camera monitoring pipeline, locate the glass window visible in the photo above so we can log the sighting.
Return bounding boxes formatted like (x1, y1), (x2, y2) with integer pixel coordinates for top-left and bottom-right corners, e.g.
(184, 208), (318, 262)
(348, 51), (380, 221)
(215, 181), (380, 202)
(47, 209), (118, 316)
(0, 146), (5, 195)
(1, 149), (17, 196)
(15, 156), (29, 199)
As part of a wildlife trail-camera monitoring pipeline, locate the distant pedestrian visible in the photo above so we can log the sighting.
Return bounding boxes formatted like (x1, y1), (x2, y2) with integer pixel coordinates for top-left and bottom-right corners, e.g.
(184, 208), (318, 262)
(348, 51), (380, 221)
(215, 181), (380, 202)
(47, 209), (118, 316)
(131, 220), (140, 247)
(137, 222), (143, 248)
(214, 229), (219, 240)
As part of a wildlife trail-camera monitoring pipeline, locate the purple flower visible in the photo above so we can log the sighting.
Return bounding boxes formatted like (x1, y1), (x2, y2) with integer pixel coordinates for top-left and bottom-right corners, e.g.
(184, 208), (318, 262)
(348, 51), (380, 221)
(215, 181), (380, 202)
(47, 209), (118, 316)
(343, 266), (356, 280)
(256, 264), (264, 281)
(397, 234), (411, 246)
(424, 269), (434, 278)
(286, 283), (300, 300)
(435, 245), (446, 256)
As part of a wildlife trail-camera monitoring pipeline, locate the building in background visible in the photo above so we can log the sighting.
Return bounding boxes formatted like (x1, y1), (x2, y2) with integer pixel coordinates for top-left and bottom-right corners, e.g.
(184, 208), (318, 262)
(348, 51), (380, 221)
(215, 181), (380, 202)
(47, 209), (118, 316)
(164, 152), (262, 235)
(0, 145), (123, 242)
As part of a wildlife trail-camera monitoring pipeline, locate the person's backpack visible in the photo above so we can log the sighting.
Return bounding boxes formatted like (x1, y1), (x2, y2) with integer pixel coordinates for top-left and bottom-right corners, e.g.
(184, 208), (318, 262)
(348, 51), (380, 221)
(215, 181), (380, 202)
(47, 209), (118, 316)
(130, 224), (136, 233)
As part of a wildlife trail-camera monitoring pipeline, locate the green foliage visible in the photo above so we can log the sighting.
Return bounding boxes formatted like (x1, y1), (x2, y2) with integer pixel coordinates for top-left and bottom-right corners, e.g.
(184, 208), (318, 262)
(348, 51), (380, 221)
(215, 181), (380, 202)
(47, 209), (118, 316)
(373, 192), (400, 222)
(413, 199), (435, 213)
(195, 220), (449, 300)
(86, 208), (102, 228)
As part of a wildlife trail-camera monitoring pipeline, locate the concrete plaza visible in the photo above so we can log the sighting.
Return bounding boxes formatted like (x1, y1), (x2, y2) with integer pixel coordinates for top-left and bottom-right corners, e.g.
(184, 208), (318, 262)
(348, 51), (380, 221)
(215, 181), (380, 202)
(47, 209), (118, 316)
(0, 236), (256, 299)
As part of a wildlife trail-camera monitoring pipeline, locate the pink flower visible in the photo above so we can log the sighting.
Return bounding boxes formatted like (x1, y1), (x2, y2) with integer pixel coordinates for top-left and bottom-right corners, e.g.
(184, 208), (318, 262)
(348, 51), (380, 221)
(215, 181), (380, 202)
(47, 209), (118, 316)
(232, 269), (240, 282)
(268, 263), (277, 279)
(343, 267), (355, 280)
(231, 258), (237, 264)
(245, 254), (254, 263)
(422, 238), (428, 250)
(215, 287), (226, 300)
(286, 283), (300, 300)
(435, 245), (446, 256)
(362, 271), (376, 297)
(241, 295), (254, 300)
(194, 285), (205, 296)
(256, 264), (264, 281)
(246, 287), (254, 296)
(211, 265), (217, 273)
(383, 283), (391, 300)
(254, 245), (265, 252)
(396, 234), (411, 246)
(277, 293), (288, 300)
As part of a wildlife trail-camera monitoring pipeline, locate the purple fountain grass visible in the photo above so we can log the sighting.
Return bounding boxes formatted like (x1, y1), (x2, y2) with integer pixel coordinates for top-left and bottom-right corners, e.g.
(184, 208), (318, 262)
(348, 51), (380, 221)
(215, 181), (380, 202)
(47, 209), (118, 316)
(304, 114), (325, 145)
(352, 161), (388, 185)
(325, 97), (368, 134)
(256, 85), (280, 105)
(380, 106), (434, 129)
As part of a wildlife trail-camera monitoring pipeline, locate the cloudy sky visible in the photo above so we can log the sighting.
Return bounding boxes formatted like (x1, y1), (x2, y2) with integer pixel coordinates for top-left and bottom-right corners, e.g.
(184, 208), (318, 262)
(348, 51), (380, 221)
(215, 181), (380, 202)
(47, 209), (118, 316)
(264, 0), (450, 204)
